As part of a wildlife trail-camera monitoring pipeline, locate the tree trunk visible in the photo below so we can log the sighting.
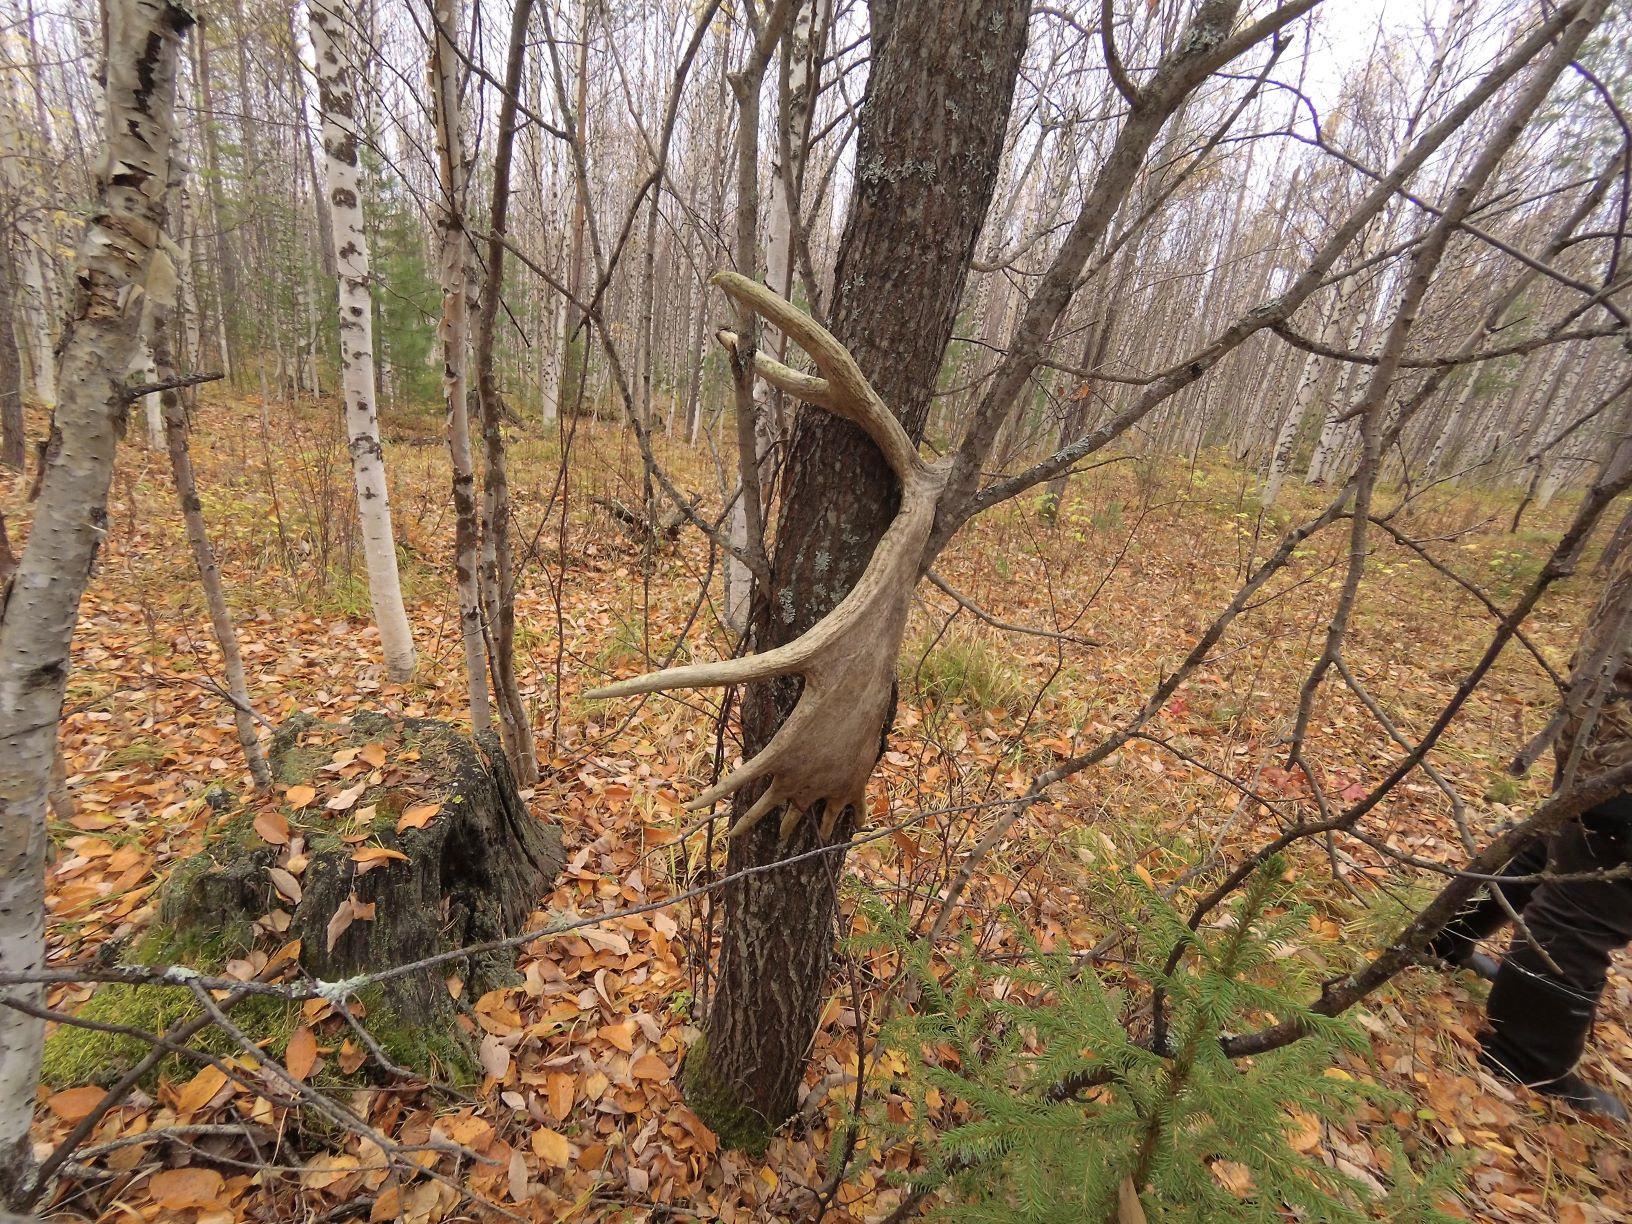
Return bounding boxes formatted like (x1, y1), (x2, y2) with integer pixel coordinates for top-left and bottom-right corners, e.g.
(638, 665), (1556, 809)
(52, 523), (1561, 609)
(429, 0), (490, 735)
(0, 1), (191, 1201)
(687, 0), (1029, 1142)
(308, 0), (417, 683)
(151, 249), (273, 792)
(0, 253), (22, 469)
(470, 0), (539, 786)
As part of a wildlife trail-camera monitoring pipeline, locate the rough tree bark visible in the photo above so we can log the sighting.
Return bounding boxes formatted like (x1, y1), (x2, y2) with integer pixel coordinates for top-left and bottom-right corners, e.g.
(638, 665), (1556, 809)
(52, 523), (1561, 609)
(690, 0), (1030, 1138)
(151, 258), (273, 793)
(308, 0), (417, 683)
(0, 253), (22, 469)
(470, 0), (539, 785)
(429, 0), (490, 735)
(0, 0), (192, 1200)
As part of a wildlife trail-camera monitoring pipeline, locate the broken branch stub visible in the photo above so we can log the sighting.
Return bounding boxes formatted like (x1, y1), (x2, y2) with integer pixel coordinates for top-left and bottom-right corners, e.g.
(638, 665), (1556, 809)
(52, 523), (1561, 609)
(587, 271), (945, 840)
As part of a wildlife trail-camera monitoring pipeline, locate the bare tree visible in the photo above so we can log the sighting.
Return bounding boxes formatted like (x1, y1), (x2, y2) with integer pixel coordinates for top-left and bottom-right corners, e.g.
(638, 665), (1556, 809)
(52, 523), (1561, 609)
(308, 0), (417, 683)
(0, 0), (192, 1200)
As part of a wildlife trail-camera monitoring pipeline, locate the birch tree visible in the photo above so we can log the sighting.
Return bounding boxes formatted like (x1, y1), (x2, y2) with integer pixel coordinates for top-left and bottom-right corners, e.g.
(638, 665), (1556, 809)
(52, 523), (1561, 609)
(308, 0), (417, 682)
(0, 0), (191, 1200)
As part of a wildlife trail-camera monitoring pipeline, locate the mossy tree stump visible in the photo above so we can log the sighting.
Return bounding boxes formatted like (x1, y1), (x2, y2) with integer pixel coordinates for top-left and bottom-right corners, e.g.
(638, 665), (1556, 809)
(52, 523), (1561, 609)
(159, 712), (562, 1057)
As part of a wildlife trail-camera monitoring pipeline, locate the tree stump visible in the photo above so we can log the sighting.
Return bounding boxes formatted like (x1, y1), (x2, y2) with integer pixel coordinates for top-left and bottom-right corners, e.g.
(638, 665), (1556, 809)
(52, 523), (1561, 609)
(159, 711), (562, 1051)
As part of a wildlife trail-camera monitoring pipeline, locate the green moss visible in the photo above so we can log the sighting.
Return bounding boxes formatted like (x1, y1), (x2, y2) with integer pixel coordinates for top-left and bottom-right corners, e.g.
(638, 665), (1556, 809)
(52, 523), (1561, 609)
(353, 986), (478, 1084)
(680, 1036), (772, 1157)
(41, 983), (299, 1089)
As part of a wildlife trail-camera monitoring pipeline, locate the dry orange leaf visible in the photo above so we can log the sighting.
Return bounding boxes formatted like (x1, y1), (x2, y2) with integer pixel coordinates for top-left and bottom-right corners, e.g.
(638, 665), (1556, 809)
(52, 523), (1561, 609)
(396, 803), (441, 833)
(286, 1026), (318, 1081)
(358, 742), (388, 768)
(254, 809), (290, 847)
(47, 1085), (106, 1122)
(150, 1166), (226, 1210)
(351, 846), (409, 874)
(630, 1054), (670, 1081)
(530, 1127), (573, 1167)
(547, 1072), (574, 1121)
(175, 1064), (229, 1115)
(599, 1021), (635, 1052)
(285, 784), (317, 809)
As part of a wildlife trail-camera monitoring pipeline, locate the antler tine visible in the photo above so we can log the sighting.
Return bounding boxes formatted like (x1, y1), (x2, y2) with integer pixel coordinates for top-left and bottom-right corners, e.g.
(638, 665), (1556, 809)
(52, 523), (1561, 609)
(717, 330), (836, 409)
(584, 634), (816, 702)
(711, 271), (924, 482)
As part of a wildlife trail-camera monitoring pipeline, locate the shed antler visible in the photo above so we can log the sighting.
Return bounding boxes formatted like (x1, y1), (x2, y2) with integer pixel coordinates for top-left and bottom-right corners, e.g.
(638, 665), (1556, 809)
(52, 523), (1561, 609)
(587, 271), (944, 840)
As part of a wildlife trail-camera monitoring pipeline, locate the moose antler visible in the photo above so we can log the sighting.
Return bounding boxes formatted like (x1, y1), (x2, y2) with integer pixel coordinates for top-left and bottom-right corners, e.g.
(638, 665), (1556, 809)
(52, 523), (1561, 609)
(587, 271), (945, 840)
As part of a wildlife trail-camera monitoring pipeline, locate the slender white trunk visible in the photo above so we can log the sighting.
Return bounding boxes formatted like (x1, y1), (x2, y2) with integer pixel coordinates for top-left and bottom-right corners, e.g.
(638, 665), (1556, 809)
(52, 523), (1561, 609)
(430, 0), (490, 732)
(0, 78), (56, 408)
(0, 0), (190, 1197)
(725, 0), (815, 630)
(309, 0), (416, 682)
(1261, 294), (1341, 507)
(131, 335), (165, 448)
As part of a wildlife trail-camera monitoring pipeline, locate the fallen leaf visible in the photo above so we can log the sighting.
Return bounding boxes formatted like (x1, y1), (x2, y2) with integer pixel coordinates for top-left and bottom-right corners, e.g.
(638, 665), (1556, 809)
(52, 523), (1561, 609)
(599, 1021), (635, 1052)
(326, 898), (355, 951)
(396, 803), (441, 832)
(254, 809), (290, 846)
(479, 1033), (511, 1082)
(285, 784), (317, 809)
(150, 1166), (226, 1209)
(631, 1053), (670, 1081)
(268, 866), (302, 904)
(358, 742), (388, 768)
(351, 846), (409, 874)
(547, 1071), (574, 1121)
(531, 1127), (573, 1167)
(287, 1027), (318, 1080)
(47, 1085), (106, 1122)
(327, 782), (366, 812)
(351, 896), (377, 920)
(176, 1064), (229, 1115)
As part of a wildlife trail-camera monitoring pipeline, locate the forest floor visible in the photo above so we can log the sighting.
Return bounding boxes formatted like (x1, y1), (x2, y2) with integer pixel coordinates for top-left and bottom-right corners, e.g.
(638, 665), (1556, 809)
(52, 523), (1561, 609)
(10, 387), (1632, 1222)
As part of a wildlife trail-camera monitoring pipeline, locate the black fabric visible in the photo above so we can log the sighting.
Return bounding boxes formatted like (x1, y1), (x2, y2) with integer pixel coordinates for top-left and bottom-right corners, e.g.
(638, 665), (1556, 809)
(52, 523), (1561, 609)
(1507, 817), (1632, 997)
(1428, 836), (1547, 966)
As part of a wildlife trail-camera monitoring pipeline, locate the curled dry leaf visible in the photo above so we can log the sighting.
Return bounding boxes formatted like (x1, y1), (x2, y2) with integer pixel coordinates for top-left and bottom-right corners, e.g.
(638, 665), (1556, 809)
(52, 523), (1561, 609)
(176, 1064), (229, 1115)
(358, 742), (388, 768)
(253, 809), (290, 846)
(530, 1126), (573, 1167)
(631, 1053), (671, 1081)
(351, 846), (409, 874)
(268, 866), (302, 904)
(396, 802), (440, 832)
(478, 1032), (512, 1082)
(325, 897), (355, 952)
(327, 782), (367, 811)
(150, 1166), (226, 1210)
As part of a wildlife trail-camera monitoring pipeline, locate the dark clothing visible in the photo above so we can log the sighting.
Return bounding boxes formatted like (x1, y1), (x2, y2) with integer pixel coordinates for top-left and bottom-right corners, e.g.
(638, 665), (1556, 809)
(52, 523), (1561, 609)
(1434, 809), (1632, 998)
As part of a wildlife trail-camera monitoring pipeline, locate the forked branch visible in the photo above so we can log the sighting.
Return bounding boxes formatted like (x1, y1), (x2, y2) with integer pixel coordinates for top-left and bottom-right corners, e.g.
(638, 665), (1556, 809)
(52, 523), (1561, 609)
(587, 271), (945, 840)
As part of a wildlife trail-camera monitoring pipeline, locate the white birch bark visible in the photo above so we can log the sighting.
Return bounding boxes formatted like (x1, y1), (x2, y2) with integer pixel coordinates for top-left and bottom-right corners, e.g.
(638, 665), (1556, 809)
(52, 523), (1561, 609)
(308, 0), (416, 682)
(0, 75), (56, 408)
(1260, 292), (1341, 507)
(724, 0), (816, 632)
(430, 0), (490, 732)
(0, 0), (190, 1196)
